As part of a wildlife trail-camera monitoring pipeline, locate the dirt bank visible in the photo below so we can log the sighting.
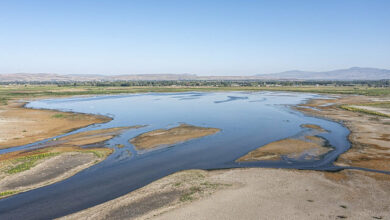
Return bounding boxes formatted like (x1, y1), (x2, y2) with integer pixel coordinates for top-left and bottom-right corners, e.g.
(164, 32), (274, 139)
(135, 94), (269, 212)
(0, 100), (111, 149)
(130, 124), (220, 150)
(297, 95), (390, 172)
(0, 146), (112, 198)
(0, 127), (138, 198)
(61, 168), (390, 220)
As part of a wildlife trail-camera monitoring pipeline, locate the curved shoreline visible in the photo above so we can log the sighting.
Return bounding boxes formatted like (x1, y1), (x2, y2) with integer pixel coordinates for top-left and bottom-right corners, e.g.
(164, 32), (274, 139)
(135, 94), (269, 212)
(0, 91), (388, 218)
(0, 99), (112, 150)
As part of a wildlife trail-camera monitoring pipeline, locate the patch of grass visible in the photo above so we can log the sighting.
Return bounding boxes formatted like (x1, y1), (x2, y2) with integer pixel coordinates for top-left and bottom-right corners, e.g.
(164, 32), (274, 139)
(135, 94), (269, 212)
(52, 113), (66, 118)
(0, 97), (8, 105)
(179, 193), (193, 202)
(340, 105), (390, 118)
(360, 102), (390, 108)
(0, 190), (17, 198)
(6, 152), (59, 174)
(78, 149), (111, 158)
(200, 181), (221, 189)
(180, 186), (201, 202)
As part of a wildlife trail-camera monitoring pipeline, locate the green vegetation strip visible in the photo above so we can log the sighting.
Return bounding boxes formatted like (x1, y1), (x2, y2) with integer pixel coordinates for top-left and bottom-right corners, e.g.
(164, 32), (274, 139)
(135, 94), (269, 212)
(6, 152), (60, 174)
(358, 101), (390, 108)
(0, 190), (17, 198)
(340, 105), (390, 118)
(78, 149), (107, 158)
(0, 85), (389, 107)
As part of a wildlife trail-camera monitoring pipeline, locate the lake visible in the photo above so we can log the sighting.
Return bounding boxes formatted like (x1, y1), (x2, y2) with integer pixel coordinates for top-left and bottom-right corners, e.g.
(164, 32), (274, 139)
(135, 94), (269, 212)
(0, 91), (350, 219)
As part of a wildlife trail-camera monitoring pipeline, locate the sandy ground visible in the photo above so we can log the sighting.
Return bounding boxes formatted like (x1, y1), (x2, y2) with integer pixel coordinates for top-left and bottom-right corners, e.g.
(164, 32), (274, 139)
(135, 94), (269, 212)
(42, 126), (141, 148)
(237, 138), (331, 161)
(301, 123), (328, 132)
(237, 123), (330, 162)
(297, 95), (390, 172)
(0, 101), (111, 149)
(0, 152), (99, 197)
(130, 124), (220, 150)
(62, 168), (390, 220)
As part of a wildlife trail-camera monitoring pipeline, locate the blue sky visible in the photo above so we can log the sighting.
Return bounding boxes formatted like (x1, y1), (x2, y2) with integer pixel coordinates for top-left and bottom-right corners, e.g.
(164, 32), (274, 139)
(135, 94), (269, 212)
(0, 0), (389, 75)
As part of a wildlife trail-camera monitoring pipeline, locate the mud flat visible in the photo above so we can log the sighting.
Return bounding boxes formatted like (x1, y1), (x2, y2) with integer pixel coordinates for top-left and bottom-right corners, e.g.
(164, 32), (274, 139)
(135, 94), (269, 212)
(0, 127), (137, 198)
(130, 124), (220, 150)
(62, 168), (390, 220)
(301, 124), (328, 132)
(297, 95), (390, 173)
(236, 137), (331, 162)
(0, 101), (111, 149)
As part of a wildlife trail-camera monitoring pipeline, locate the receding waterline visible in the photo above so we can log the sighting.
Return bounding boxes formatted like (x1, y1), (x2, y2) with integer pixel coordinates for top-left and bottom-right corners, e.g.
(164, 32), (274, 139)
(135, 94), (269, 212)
(0, 91), (351, 219)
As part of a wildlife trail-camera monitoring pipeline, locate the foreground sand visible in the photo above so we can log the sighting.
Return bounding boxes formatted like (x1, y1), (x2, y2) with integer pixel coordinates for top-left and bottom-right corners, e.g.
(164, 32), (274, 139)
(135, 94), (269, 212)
(0, 101), (111, 149)
(130, 124), (220, 150)
(62, 168), (390, 220)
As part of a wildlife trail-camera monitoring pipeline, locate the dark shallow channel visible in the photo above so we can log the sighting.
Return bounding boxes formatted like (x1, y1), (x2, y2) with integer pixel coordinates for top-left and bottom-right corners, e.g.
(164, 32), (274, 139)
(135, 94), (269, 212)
(0, 92), (352, 219)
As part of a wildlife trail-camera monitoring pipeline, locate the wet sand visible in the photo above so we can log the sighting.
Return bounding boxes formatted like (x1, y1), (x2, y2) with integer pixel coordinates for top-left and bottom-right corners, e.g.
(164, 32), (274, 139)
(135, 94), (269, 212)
(301, 123), (328, 132)
(0, 101), (111, 149)
(130, 124), (220, 150)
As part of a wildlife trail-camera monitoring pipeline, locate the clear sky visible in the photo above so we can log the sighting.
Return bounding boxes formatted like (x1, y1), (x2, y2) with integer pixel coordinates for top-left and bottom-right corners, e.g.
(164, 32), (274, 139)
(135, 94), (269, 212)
(1, 0), (389, 75)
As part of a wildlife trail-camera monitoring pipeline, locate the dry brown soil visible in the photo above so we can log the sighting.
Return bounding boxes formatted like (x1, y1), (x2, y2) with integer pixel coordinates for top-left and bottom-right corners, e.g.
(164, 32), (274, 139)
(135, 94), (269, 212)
(130, 124), (220, 150)
(0, 101), (111, 149)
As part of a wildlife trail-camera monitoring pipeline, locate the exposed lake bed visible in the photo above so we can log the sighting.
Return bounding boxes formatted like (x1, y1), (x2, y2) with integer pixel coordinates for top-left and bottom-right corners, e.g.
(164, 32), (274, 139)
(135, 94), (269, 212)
(0, 91), (389, 219)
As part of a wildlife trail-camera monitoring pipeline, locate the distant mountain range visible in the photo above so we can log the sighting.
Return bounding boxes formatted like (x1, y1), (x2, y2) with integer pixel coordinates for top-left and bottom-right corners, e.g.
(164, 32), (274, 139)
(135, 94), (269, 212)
(0, 67), (389, 82)
(257, 67), (390, 80)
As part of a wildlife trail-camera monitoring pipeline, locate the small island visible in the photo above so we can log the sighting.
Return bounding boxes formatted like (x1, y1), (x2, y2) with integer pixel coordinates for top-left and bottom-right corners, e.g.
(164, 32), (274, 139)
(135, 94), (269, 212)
(237, 137), (331, 162)
(130, 124), (220, 150)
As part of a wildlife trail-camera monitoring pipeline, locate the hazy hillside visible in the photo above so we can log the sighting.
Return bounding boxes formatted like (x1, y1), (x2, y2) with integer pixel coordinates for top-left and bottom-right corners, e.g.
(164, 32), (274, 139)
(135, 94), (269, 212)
(258, 67), (390, 80)
(1, 67), (389, 82)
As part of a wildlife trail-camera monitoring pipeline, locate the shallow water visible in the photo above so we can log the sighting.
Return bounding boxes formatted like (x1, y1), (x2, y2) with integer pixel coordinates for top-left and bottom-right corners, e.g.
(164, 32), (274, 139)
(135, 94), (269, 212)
(0, 92), (351, 219)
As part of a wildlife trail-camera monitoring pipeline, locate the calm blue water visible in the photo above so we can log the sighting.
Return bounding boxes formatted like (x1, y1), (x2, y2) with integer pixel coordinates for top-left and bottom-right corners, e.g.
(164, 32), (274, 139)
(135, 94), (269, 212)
(0, 91), (351, 219)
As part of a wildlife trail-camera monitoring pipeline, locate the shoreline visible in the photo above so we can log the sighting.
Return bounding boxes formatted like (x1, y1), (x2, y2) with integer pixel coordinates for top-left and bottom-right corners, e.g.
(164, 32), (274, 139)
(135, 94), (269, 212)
(0, 126), (140, 198)
(0, 91), (389, 219)
(60, 93), (390, 219)
(296, 95), (390, 174)
(0, 98), (112, 149)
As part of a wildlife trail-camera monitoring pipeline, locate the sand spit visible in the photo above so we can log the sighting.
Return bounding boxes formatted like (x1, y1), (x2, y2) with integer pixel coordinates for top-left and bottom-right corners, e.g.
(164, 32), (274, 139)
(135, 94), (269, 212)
(0, 146), (112, 198)
(236, 137), (331, 162)
(0, 101), (111, 149)
(61, 168), (390, 220)
(130, 124), (220, 150)
(0, 126), (139, 198)
(45, 126), (142, 148)
(297, 95), (390, 173)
